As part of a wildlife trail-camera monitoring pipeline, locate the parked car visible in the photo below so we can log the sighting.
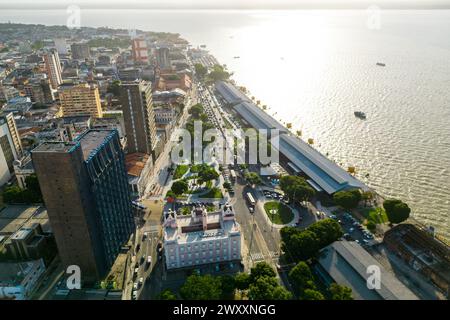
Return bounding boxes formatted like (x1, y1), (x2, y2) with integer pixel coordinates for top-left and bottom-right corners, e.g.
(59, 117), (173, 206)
(132, 291), (138, 300)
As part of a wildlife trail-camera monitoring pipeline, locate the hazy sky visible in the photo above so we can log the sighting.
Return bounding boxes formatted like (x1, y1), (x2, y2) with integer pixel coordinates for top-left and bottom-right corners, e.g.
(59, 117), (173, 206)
(0, 0), (448, 10)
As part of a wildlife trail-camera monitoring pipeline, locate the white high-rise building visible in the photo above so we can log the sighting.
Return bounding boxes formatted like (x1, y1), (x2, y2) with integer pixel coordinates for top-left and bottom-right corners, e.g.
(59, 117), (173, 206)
(54, 38), (68, 55)
(163, 204), (242, 270)
(0, 113), (22, 186)
(43, 49), (62, 90)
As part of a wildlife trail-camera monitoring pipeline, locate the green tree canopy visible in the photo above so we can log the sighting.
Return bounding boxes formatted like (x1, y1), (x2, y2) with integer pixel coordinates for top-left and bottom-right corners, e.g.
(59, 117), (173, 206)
(189, 103), (204, 119)
(234, 272), (250, 291)
(279, 175), (316, 202)
(207, 64), (231, 82)
(198, 167), (219, 183)
(249, 262), (276, 283)
(383, 199), (411, 224)
(159, 289), (177, 300)
(329, 283), (353, 300)
(179, 274), (222, 300)
(2, 174), (43, 204)
(333, 189), (362, 209)
(219, 275), (236, 299)
(302, 289), (325, 300)
(248, 276), (291, 300)
(194, 63), (208, 78)
(288, 261), (316, 294)
(107, 80), (121, 96)
(307, 218), (343, 248)
(171, 180), (188, 195)
(244, 172), (262, 186)
(280, 219), (343, 263)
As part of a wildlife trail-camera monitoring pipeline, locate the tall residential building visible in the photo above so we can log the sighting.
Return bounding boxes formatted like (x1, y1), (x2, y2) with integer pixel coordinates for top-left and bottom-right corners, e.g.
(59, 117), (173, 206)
(0, 85), (20, 101)
(0, 113), (22, 186)
(58, 84), (103, 118)
(163, 204), (242, 270)
(156, 47), (170, 69)
(31, 130), (135, 283)
(131, 38), (149, 64)
(70, 43), (90, 60)
(23, 79), (55, 105)
(43, 49), (63, 90)
(119, 81), (157, 157)
(54, 38), (68, 55)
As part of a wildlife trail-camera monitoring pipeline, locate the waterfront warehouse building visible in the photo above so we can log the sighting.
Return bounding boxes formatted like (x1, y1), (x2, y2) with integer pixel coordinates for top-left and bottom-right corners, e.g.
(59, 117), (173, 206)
(31, 130), (135, 283)
(215, 81), (368, 195)
(163, 204), (241, 269)
(315, 241), (419, 300)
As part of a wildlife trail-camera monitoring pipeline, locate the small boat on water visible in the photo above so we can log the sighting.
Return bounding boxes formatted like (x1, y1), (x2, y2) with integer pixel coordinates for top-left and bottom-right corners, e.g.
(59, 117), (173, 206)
(354, 111), (367, 119)
(233, 56), (240, 59)
(376, 62), (386, 67)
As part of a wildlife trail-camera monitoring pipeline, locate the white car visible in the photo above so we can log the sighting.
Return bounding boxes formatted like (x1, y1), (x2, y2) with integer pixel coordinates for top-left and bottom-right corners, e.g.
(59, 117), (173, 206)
(138, 277), (144, 286)
(132, 291), (138, 300)
(133, 282), (139, 290)
(147, 256), (152, 265)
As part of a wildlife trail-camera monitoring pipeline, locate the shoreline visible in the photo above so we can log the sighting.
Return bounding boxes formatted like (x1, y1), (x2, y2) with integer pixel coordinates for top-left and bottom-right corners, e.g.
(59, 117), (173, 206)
(198, 52), (449, 245)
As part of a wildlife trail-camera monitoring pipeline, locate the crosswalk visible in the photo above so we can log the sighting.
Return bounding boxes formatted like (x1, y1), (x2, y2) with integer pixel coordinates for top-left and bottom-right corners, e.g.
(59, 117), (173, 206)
(250, 251), (279, 262)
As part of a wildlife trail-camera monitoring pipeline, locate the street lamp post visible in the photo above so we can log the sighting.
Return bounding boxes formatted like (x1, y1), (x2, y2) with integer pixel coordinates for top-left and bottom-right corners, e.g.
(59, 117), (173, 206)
(270, 209), (277, 232)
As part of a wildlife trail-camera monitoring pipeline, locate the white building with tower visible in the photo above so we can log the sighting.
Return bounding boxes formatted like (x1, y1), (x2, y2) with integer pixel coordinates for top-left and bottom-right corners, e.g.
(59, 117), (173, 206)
(163, 204), (241, 269)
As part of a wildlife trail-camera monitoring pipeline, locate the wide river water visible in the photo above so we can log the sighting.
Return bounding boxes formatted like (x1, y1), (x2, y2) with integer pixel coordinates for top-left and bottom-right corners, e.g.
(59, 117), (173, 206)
(1, 9), (449, 239)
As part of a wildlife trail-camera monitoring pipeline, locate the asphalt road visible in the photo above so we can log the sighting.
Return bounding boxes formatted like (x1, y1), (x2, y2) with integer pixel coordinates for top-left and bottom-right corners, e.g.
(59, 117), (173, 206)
(129, 223), (159, 300)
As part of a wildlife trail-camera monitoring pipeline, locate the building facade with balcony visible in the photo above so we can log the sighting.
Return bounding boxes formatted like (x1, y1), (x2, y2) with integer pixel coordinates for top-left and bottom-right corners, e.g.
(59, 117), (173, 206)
(163, 204), (241, 270)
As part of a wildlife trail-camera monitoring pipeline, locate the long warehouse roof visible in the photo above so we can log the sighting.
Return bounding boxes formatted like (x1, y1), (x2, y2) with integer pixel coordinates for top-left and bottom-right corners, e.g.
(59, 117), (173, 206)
(215, 81), (368, 194)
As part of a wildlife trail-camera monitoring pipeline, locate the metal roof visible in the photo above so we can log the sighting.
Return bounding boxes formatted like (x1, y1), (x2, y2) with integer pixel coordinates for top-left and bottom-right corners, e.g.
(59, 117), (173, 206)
(317, 241), (419, 300)
(215, 81), (250, 105)
(279, 134), (367, 194)
(215, 82), (368, 194)
(234, 102), (288, 133)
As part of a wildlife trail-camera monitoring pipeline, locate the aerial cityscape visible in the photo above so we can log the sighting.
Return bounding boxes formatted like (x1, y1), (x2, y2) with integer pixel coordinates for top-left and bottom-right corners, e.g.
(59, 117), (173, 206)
(0, 1), (448, 307)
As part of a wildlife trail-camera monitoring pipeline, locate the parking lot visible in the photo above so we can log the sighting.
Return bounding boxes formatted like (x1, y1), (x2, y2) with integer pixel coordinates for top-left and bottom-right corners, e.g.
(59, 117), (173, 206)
(329, 211), (375, 245)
